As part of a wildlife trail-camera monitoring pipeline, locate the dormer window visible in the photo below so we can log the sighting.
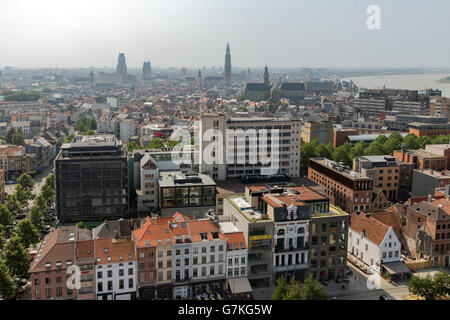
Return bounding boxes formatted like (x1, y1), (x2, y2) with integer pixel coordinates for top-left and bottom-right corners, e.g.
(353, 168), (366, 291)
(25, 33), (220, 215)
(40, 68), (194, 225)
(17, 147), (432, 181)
(200, 232), (208, 240)
(45, 262), (51, 270)
(66, 260), (72, 266)
(107, 256), (111, 261)
(56, 261), (62, 269)
(104, 248), (109, 253)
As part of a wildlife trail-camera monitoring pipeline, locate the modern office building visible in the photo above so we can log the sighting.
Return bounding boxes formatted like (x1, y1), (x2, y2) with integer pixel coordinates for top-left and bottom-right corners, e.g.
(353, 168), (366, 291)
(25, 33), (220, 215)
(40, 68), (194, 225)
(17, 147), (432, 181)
(223, 197), (273, 288)
(301, 121), (333, 145)
(158, 171), (216, 218)
(308, 158), (374, 213)
(117, 53), (127, 77)
(353, 155), (400, 203)
(143, 61), (151, 80)
(409, 122), (450, 138)
(199, 113), (301, 181)
(55, 135), (129, 223)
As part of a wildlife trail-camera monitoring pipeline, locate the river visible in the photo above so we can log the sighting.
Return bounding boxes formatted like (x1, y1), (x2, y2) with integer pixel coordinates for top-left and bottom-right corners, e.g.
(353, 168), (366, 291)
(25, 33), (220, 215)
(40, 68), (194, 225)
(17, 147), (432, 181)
(341, 73), (450, 97)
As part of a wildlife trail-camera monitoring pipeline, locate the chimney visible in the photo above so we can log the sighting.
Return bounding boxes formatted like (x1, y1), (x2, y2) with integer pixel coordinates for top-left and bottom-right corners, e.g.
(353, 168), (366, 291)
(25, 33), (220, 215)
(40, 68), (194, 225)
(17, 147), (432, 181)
(365, 213), (371, 218)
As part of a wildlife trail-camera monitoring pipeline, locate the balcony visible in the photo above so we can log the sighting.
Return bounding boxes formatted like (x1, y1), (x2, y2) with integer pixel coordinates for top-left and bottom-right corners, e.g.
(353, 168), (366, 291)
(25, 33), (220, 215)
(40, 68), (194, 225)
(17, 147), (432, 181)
(274, 245), (309, 253)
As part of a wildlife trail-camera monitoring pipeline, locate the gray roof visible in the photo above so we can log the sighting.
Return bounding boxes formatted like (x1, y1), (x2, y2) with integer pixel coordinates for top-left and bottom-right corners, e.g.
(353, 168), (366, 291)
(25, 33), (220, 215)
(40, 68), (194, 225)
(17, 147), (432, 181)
(244, 83), (271, 91)
(92, 220), (132, 239)
(280, 82), (305, 91)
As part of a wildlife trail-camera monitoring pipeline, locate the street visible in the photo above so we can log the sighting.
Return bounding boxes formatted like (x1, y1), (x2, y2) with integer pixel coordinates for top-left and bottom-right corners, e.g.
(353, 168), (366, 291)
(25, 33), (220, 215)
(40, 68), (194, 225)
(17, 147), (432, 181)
(5, 163), (54, 198)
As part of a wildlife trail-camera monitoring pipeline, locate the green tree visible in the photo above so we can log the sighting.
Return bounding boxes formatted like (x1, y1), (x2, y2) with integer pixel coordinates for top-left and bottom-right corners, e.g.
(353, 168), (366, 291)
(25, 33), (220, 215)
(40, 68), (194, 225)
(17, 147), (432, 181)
(4, 194), (22, 218)
(15, 218), (40, 249)
(315, 143), (332, 159)
(384, 132), (403, 154)
(408, 274), (437, 300)
(300, 274), (328, 300)
(417, 136), (432, 149)
(365, 141), (386, 156)
(18, 173), (35, 196)
(433, 271), (450, 298)
(44, 173), (55, 191)
(41, 184), (55, 208)
(431, 135), (450, 145)
(0, 205), (13, 228)
(5, 128), (15, 144)
(64, 134), (75, 143)
(332, 144), (351, 166)
(77, 221), (85, 229)
(403, 134), (419, 149)
(272, 276), (289, 300)
(127, 142), (142, 153)
(374, 134), (388, 145)
(148, 138), (164, 149)
(283, 277), (302, 300)
(89, 118), (97, 130)
(28, 205), (44, 231)
(0, 225), (5, 250)
(349, 141), (366, 159)
(166, 140), (180, 148)
(1, 236), (31, 277)
(33, 194), (50, 221)
(300, 142), (317, 175)
(11, 129), (25, 146)
(13, 185), (30, 211)
(0, 259), (16, 300)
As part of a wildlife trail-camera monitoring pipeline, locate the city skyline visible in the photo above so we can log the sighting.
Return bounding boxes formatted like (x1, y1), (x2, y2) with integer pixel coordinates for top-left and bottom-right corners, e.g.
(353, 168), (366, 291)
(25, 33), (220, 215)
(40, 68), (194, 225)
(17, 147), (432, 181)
(0, 0), (450, 69)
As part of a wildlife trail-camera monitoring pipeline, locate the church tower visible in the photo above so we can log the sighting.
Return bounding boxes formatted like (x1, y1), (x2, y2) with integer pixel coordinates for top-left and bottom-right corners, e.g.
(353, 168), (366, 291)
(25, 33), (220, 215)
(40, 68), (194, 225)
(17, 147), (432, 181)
(224, 43), (231, 85)
(263, 65), (269, 85)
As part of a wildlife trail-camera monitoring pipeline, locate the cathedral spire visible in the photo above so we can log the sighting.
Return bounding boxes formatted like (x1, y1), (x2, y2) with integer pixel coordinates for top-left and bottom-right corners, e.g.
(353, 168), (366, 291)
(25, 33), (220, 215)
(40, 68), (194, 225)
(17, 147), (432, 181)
(224, 42), (231, 85)
(264, 65), (269, 85)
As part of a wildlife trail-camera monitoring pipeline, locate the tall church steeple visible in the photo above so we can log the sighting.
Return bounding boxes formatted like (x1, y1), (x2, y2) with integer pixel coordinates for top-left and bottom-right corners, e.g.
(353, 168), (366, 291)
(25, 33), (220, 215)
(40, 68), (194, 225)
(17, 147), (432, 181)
(264, 65), (269, 85)
(224, 42), (231, 85)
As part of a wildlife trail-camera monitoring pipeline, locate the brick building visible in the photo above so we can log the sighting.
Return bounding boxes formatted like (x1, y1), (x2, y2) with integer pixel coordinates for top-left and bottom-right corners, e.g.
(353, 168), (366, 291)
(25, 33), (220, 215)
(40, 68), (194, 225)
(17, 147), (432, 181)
(308, 158), (373, 213)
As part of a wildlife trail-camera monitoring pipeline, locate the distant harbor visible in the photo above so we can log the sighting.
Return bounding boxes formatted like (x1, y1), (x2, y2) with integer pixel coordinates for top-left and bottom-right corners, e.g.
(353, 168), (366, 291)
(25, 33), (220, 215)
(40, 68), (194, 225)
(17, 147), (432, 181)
(342, 73), (450, 97)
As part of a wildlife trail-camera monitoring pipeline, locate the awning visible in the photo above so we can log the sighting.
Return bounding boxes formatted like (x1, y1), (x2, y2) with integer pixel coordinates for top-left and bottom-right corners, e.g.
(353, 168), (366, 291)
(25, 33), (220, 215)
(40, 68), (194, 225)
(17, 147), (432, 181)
(227, 277), (252, 294)
(382, 261), (410, 275)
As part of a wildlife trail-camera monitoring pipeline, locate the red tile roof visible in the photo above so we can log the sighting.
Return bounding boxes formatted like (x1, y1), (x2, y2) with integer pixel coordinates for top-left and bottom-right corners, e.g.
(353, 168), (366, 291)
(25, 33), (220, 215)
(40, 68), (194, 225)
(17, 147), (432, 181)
(350, 213), (390, 246)
(95, 238), (135, 264)
(225, 232), (247, 251)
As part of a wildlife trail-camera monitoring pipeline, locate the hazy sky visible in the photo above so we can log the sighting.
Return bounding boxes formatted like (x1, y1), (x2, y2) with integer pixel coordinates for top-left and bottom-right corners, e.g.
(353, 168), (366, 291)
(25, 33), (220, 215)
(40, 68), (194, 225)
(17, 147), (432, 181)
(0, 0), (449, 69)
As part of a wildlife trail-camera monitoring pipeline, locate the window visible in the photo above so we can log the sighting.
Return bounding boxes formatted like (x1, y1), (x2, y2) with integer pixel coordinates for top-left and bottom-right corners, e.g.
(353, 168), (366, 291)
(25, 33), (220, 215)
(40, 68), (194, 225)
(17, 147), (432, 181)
(128, 268), (133, 275)
(158, 272), (163, 281)
(228, 258), (232, 266)
(107, 270), (112, 278)
(128, 278), (134, 288)
(176, 249), (181, 256)
(56, 287), (62, 297)
(119, 279), (124, 289)
(108, 281), (113, 291)
(45, 288), (52, 299)
(210, 266), (215, 276)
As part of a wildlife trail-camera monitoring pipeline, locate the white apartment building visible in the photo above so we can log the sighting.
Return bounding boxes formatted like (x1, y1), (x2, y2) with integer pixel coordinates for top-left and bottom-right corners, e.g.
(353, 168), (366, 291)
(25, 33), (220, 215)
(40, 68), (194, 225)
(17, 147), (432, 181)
(95, 238), (137, 300)
(348, 212), (401, 274)
(189, 220), (227, 298)
(199, 113), (301, 181)
(120, 119), (135, 143)
(137, 154), (159, 212)
(11, 120), (31, 138)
